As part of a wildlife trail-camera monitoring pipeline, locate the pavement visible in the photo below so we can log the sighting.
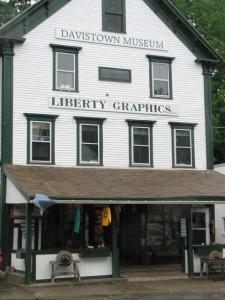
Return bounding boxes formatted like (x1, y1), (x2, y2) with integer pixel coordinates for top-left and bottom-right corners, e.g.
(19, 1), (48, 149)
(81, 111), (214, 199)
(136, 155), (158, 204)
(1, 272), (225, 300)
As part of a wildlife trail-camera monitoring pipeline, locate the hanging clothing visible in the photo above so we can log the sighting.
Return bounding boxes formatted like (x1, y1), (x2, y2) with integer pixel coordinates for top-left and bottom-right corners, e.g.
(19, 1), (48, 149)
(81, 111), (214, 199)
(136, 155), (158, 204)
(74, 207), (81, 233)
(102, 207), (111, 226)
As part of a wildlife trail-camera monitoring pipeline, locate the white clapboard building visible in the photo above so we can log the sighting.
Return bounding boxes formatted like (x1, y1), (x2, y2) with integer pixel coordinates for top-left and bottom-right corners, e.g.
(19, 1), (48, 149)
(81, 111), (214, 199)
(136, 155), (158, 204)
(0, 0), (225, 284)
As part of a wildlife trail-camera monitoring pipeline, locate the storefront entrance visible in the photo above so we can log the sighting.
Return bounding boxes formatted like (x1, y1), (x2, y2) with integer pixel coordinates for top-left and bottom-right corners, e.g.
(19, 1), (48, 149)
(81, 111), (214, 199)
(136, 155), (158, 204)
(119, 204), (185, 266)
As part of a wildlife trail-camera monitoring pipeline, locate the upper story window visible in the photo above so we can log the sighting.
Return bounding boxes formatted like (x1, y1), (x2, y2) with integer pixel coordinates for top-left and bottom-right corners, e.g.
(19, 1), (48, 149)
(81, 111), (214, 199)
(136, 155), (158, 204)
(102, 0), (126, 33)
(126, 120), (156, 167)
(50, 44), (82, 92)
(169, 122), (197, 168)
(24, 114), (58, 164)
(147, 55), (174, 99)
(74, 117), (106, 166)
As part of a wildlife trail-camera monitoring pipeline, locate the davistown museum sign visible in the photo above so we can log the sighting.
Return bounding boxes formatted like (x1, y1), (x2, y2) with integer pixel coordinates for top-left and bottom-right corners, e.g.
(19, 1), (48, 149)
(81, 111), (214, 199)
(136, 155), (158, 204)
(55, 28), (168, 51)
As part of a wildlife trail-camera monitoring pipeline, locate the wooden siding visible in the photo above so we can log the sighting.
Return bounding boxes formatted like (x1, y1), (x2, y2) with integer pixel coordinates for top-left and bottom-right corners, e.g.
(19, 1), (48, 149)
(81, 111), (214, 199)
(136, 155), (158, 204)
(12, 0), (206, 169)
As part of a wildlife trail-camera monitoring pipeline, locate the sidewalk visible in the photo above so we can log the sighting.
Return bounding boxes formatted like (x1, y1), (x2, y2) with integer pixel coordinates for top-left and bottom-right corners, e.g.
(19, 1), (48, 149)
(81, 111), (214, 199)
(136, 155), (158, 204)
(1, 273), (225, 300)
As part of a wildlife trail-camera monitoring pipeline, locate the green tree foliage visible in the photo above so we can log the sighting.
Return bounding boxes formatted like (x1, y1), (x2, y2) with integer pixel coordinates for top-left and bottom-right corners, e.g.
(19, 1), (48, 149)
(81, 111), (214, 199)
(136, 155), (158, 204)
(170, 0), (225, 163)
(0, 0), (34, 26)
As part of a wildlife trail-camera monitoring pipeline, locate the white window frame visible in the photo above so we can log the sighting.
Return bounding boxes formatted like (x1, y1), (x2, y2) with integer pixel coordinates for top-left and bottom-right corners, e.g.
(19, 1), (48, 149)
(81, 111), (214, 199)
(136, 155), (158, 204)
(80, 124), (100, 164)
(131, 126), (150, 166)
(152, 62), (170, 98)
(30, 121), (52, 163)
(192, 208), (210, 245)
(174, 129), (192, 167)
(56, 52), (75, 91)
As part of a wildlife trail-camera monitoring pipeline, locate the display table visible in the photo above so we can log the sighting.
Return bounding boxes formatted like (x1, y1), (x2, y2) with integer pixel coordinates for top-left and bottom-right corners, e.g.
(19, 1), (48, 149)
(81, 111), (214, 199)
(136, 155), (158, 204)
(49, 260), (80, 283)
(200, 258), (225, 277)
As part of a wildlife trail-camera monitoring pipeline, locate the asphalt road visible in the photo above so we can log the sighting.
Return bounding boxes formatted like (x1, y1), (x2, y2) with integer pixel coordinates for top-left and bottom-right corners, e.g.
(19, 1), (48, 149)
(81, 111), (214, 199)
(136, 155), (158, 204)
(1, 276), (225, 300)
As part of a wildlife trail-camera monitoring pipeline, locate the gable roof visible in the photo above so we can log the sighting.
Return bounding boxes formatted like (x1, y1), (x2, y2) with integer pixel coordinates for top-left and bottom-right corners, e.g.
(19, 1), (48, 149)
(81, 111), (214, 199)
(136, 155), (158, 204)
(0, 0), (223, 64)
(4, 164), (225, 203)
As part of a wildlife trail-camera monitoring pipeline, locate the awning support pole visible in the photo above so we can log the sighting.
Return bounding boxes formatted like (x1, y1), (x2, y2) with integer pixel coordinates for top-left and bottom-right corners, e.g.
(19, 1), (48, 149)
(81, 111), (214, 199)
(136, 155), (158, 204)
(25, 203), (33, 284)
(187, 205), (194, 276)
(111, 205), (119, 278)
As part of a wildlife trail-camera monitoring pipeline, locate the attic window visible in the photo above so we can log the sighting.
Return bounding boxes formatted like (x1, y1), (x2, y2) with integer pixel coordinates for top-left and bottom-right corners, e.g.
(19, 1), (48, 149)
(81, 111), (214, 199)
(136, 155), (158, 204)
(102, 0), (126, 33)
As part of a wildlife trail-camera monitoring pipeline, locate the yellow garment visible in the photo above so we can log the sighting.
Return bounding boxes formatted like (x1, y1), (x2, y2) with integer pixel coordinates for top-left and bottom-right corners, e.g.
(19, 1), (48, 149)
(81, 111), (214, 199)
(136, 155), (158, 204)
(101, 207), (111, 226)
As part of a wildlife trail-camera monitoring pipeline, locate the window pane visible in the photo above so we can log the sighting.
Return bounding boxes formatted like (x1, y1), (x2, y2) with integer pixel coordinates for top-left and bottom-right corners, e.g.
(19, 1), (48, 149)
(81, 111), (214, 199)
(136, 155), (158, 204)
(100, 68), (130, 81)
(32, 142), (50, 161)
(193, 230), (206, 245)
(105, 14), (122, 32)
(176, 148), (191, 165)
(133, 128), (149, 145)
(192, 213), (206, 229)
(134, 146), (149, 164)
(32, 122), (50, 142)
(57, 53), (74, 71)
(57, 72), (74, 89)
(82, 125), (98, 143)
(176, 130), (190, 147)
(154, 80), (169, 96)
(82, 144), (98, 162)
(153, 63), (168, 80)
(105, 0), (123, 13)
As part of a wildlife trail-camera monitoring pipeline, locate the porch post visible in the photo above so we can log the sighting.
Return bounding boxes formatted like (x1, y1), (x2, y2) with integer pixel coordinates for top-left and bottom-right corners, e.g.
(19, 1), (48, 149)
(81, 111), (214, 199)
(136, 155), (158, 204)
(186, 205), (194, 276)
(25, 203), (33, 284)
(111, 205), (119, 277)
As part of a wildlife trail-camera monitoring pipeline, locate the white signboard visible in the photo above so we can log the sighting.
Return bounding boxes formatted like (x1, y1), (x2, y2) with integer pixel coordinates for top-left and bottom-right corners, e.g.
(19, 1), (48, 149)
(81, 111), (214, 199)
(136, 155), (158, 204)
(55, 28), (168, 52)
(49, 96), (179, 116)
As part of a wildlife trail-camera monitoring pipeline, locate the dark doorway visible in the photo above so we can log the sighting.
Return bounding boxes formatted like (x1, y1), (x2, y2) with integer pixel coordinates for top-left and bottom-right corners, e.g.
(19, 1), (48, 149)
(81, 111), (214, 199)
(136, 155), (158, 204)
(119, 205), (141, 265)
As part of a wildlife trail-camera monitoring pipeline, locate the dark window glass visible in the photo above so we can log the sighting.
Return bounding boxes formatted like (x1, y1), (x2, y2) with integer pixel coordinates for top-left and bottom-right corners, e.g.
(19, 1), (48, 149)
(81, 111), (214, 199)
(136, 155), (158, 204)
(175, 130), (191, 165)
(134, 146), (149, 164)
(32, 122), (51, 162)
(32, 143), (50, 161)
(99, 67), (131, 82)
(153, 63), (169, 96)
(192, 212), (206, 245)
(133, 127), (149, 164)
(104, 0), (125, 33)
(57, 53), (75, 90)
(81, 125), (99, 163)
(106, 0), (123, 13)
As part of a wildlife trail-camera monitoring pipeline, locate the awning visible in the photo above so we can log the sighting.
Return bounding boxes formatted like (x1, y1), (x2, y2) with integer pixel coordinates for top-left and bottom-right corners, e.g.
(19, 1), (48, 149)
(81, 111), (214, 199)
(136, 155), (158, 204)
(3, 164), (225, 204)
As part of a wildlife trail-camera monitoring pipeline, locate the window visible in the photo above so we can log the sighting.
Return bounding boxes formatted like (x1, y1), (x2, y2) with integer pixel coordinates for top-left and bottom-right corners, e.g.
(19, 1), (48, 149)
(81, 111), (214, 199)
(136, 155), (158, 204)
(147, 55), (174, 99)
(192, 208), (210, 245)
(102, 0), (126, 33)
(99, 67), (131, 82)
(74, 117), (106, 165)
(50, 44), (82, 92)
(24, 113), (58, 164)
(146, 205), (184, 247)
(42, 205), (112, 250)
(169, 122), (197, 168)
(126, 120), (155, 167)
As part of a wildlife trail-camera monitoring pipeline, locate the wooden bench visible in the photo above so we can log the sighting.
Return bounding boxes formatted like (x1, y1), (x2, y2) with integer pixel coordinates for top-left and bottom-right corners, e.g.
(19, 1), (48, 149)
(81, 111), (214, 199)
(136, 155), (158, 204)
(200, 258), (225, 277)
(50, 260), (80, 283)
